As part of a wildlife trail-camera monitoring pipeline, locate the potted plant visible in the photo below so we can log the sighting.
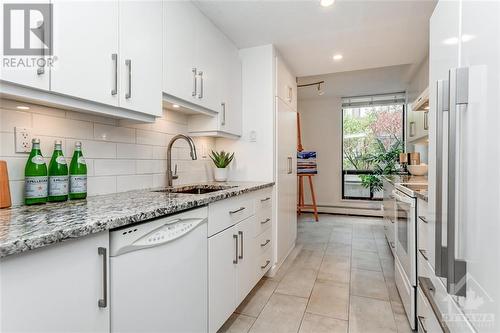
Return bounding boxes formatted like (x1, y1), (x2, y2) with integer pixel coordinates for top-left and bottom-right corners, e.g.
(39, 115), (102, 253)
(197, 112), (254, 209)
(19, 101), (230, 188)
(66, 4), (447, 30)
(210, 150), (234, 182)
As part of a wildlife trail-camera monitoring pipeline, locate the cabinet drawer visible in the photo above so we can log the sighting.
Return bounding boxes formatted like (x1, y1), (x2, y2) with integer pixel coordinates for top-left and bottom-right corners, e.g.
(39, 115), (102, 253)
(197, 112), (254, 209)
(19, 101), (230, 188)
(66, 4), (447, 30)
(258, 248), (272, 277)
(209, 195), (255, 236)
(417, 286), (443, 333)
(257, 228), (272, 255)
(255, 190), (272, 215)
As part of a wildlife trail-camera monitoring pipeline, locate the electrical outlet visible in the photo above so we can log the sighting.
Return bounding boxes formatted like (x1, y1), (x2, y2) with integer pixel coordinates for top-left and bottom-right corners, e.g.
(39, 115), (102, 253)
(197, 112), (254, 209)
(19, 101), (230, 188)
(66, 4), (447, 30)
(15, 127), (33, 153)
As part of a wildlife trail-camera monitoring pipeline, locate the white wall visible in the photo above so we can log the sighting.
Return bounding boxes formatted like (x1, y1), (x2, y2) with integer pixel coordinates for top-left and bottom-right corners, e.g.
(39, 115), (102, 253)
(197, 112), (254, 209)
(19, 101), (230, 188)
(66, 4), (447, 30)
(216, 44), (275, 182)
(0, 99), (215, 206)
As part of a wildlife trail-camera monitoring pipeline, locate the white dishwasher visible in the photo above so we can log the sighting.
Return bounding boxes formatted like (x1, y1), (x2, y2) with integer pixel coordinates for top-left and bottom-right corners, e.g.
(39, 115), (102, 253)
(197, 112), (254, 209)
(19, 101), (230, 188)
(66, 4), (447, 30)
(110, 206), (208, 333)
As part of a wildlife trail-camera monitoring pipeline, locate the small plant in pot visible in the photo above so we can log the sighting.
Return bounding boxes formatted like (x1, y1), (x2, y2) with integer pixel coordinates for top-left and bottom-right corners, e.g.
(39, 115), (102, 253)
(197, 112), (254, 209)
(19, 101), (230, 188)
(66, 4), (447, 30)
(210, 150), (234, 182)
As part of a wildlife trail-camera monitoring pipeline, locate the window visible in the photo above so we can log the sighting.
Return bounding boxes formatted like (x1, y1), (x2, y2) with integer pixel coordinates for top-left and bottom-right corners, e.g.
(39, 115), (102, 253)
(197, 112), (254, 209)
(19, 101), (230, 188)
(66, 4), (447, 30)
(342, 93), (405, 200)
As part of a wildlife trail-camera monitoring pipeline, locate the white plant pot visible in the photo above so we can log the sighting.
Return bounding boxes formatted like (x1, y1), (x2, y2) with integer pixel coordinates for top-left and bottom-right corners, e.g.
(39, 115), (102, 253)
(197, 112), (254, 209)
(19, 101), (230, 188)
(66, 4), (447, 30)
(214, 167), (228, 182)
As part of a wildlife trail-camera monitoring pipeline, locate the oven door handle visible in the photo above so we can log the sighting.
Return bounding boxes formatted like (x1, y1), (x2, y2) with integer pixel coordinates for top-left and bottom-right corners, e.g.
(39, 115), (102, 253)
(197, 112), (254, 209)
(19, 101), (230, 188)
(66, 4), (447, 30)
(391, 190), (414, 205)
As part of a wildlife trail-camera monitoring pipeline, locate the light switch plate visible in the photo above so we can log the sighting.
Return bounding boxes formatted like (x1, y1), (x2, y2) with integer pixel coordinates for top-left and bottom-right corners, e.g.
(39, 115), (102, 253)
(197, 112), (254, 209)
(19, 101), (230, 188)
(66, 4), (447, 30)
(249, 130), (257, 142)
(15, 127), (33, 153)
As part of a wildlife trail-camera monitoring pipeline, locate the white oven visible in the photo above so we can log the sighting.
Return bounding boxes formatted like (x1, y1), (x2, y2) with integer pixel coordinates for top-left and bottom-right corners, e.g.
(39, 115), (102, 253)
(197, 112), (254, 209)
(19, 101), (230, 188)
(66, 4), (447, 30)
(392, 188), (417, 330)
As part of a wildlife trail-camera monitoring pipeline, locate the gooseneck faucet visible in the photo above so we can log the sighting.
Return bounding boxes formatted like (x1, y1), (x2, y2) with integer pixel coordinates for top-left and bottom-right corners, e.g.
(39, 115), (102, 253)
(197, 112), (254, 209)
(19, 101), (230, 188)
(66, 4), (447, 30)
(167, 134), (197, 187)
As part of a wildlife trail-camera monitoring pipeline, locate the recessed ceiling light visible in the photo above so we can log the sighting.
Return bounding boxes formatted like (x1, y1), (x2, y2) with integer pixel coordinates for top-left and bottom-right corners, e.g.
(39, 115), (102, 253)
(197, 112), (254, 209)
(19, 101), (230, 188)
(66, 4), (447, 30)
(320, 0), (334, 7)
(16, 105), (30, 110)
(333, 54), (343, 61)
(172, 104), (180, 108)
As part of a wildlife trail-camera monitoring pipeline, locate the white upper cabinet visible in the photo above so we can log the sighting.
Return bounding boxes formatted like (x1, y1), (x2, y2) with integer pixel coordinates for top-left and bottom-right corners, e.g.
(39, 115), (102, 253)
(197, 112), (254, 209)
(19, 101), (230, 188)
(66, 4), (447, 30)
(51, 0), (119, 107)
(118, 1), (162, 116)
(0, 0), (50, 90)
(276, 56), (297, 111)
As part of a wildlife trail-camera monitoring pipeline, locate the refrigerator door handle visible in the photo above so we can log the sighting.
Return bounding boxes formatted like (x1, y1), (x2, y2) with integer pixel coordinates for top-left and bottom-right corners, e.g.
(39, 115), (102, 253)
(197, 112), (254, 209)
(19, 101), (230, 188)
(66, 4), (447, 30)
(447, 67), (468, 297)
(435, 79), (449, 278)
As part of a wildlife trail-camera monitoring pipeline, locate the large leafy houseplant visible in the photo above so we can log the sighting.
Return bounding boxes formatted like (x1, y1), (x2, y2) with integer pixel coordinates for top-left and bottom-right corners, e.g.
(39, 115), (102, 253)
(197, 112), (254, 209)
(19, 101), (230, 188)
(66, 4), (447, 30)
(359, 139), (403, 192)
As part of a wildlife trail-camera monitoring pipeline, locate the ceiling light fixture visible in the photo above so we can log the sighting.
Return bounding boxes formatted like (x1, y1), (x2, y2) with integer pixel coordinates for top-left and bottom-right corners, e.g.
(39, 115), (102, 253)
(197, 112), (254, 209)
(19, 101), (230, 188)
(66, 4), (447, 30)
(298, 80), (325, 96)
(16, 105), (30, 110)
(320, 0), (334, 7)
(333, 54), (343, 61)
(172, 104), (180, 108)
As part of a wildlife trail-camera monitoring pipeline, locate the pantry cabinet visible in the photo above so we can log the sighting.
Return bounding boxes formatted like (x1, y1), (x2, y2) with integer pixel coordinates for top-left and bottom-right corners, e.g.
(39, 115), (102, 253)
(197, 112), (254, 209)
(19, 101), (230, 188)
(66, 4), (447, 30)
(0, 232), (110, 332)
(407, 103), (429, 142)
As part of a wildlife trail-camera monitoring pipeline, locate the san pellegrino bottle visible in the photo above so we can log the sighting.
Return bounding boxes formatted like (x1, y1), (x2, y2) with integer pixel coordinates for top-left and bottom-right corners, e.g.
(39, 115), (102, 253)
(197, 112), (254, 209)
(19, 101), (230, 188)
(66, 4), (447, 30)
(24, 138), (48, 205)
(69, 141), (87, 200)
(48, 140), (69, 202)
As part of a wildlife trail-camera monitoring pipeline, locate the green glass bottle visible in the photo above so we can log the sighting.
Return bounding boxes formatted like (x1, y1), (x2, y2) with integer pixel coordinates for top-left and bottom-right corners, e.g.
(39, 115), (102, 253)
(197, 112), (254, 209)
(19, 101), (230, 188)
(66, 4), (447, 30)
(69, 141), (87, 200)
(24, 138), (48, 205)
(48, 140), (69, 202)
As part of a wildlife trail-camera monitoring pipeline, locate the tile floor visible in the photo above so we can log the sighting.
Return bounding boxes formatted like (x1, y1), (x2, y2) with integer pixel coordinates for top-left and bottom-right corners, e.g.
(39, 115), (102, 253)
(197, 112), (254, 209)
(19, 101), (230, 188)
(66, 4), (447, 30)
(218, 213), (413, 333)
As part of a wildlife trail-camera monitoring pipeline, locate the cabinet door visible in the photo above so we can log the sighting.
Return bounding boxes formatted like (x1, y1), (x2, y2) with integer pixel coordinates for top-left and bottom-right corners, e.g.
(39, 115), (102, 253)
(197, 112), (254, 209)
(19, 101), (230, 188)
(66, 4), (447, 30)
(220, 40), (242, 136)
(119, 0), (162, 116)
(208, 225), (238, 333)
(163, 1), (198, 104)
(196, 13), (225, 113)
(51, 0), (119, 106)
(0, 232), (110, 332)
(236, 216), (258, 304)
(0, 0), (50, 90)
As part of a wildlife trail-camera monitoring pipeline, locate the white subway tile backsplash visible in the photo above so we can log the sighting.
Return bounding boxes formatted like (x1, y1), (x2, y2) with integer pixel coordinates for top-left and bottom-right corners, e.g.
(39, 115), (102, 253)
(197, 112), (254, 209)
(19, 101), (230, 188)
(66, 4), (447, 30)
(94, 159), (136, 176)
(33, 114), (94, 139)
(1, 104), (214, 206)
(117, 143), (153, 159)
(0, 109), (32, 132)
(117, 174), (153, 192)
(94, 123), (136, 143)
(87, 176), (117, 196)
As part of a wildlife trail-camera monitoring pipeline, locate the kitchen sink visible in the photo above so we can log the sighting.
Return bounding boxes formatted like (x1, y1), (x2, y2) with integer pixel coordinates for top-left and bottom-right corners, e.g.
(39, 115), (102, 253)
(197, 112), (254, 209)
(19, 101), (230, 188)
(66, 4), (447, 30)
(152, 185), (237, 195)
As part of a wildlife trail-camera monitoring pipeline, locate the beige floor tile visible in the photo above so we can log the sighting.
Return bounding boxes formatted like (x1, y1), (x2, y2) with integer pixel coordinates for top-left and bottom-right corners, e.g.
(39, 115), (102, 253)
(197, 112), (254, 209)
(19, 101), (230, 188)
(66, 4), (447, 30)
(351, 249), (382, 271)
(218, 313), (256, 333)
(385, 277), (403, 304)
(381, 258), (395, 278)
(306, 279), (349, 320)
(249, 293), (307, 333)
(325, 242), (351, 257)
(275, 264), (318, 298)
(376, 242), (394, 259)
(330, 231), (352, 245)
(349, 295), (397, 333)
(350, 269), (389, 300)
(317, 254), (351, 284)
(236, 278), (278, 317)
(299, 313), (348, 333)
(352, 238), (378, 252)
(391, 301), (412, 333)
(290, 248), (324, 271)
(268, 244), (303, 282)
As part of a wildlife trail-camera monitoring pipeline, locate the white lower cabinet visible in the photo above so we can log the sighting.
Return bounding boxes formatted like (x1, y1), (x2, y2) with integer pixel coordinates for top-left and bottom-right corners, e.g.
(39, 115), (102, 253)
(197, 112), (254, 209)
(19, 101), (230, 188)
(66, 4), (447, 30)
(0, 232), (110, 332)
(208, 188), (273, 333)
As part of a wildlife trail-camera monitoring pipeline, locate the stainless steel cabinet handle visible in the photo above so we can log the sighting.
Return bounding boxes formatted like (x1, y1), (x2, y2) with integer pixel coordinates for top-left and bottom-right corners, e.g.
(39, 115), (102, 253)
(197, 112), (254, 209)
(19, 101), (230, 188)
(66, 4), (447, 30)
(37, 20), (45, 75)
(233, 234), (238, 264)
(419, 249), (429, 261)
(97, 247), (107, 308)
(261, 218), (271, 225)
(287, 157), (293, 174)
(229, 207), (245, 214)
(418, 215), (428, 224)
(197, 71), (203, 99)
(192, 67), (197, 97)
(424, 111), (429, 130)
(447, 67), (468, 296)
(261, 197), (271, 202)
(221, 102), (226, 126)
(238, 231), (244, 259)
(260, 239), (270, 247)
(111, 54), (118, 95)
(417, 316), (428, 333)
(390, 241), (395, 249)
(435, 79), (449, 278)
(261, 260), (271, 269)
(125, 59), (131, 99)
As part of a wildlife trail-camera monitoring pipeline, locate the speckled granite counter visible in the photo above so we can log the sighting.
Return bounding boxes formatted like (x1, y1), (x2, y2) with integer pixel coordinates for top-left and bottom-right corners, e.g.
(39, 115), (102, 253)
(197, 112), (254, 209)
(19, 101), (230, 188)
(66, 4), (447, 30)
(0, 182), (274, 258)
(383, 175), (428, 202)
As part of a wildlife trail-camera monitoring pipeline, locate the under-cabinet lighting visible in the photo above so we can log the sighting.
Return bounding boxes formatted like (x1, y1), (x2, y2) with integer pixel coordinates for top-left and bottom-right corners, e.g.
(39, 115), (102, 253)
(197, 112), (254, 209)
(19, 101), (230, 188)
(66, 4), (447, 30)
(16, 105), (30, 110)
(172, 104), (180, 108)
(333, 54), (343, 61)
(320, 0), (334, 7)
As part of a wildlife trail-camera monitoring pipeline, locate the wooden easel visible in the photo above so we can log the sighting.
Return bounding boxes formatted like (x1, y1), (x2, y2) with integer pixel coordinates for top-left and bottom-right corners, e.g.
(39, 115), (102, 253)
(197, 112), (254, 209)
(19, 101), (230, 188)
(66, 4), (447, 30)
(296, 113), (319, 222)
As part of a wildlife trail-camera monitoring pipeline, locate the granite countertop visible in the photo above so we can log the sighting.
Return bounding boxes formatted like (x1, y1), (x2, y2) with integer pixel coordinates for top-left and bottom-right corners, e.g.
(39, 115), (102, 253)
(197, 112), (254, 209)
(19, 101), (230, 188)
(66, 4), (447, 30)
(0, 181), (274, 258)
(383, 174), (428, 202)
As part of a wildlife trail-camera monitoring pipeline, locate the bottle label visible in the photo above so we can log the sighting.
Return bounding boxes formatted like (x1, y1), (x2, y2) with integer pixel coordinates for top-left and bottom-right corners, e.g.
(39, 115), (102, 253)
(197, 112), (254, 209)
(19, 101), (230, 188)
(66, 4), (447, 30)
(31, 156), (45, 165)
(77, 156), (86, 165)
(25, 176), (48, 198)
(56, 156), (67, 165)
(70, 175), (87, 194)
(49, 176), (69, 196)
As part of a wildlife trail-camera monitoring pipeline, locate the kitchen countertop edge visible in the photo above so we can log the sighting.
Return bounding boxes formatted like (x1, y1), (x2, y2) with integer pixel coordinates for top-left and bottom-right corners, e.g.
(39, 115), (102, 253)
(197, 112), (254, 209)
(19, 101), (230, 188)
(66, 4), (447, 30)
(0, 182), (274, 258)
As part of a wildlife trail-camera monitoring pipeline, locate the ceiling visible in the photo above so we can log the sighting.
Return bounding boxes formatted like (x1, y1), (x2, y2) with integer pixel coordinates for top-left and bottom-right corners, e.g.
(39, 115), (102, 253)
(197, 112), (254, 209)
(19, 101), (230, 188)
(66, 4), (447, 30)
(194, 0), (436, 77)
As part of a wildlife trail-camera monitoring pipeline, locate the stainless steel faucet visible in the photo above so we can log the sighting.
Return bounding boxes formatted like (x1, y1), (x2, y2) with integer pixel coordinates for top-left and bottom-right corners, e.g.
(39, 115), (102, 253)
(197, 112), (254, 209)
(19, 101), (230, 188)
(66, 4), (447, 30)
(167, 134), (197, 187)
